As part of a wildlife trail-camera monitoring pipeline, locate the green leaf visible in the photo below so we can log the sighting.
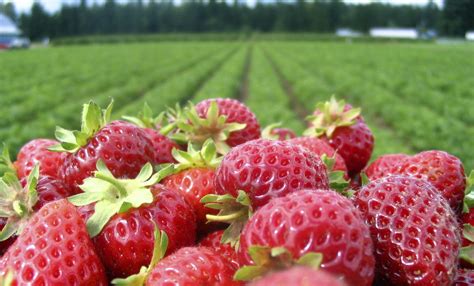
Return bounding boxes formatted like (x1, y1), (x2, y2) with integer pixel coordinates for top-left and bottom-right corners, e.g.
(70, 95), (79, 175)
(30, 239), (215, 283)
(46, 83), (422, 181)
(233, 265), (268, 281)
(464, 224), (474, 243)
(460, 244), (474, 265)
(68, 191), (107, 206)
(0, 220), (19, 242)
(87, 200), (122, 237)
(464, 171), (474, 213)
(0, 270), (14, 286)
(296, 252), (323, 268)
(261, 123), (282, 140)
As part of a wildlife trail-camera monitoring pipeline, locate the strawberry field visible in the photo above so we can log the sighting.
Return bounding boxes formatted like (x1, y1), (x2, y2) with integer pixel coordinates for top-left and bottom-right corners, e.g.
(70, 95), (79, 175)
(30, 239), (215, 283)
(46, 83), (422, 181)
(2, 40), (474, 285)
(2, 41), (473, 168)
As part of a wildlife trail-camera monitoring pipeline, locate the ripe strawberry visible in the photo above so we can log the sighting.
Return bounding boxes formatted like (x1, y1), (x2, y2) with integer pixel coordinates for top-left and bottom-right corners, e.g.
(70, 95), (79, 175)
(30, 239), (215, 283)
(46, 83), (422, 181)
(455, 269), (474, 286)
(249, 266), (347, 286)
(388, 150), (466, 213)
(52, 101), (156, 193)
(204, 139), (329, 243)
(198, 230), (239, 270)
(162, 140), (222, 235)
(215, 139), (329, 209)
(170, 98), (261, 154)
(0, 166), (72, 255)
(123, 103), (180, 164)
(14, 139), (65, 179)
(0, 199), (107, 285)
(354, 175), (460, 285)
(146, 246), (242, 286)
(238, 189), (375, 286)
(261, 123), (296, 140)
(289, 136), (347, 176)
(69, 161), (196, 279)
(305, 97), (374, 176)
(364, 153), (409, 180)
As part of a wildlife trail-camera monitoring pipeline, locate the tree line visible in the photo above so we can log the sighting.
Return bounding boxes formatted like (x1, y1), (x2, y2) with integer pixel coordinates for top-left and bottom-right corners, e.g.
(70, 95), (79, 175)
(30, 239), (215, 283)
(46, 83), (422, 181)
(1, 0), (472, 41)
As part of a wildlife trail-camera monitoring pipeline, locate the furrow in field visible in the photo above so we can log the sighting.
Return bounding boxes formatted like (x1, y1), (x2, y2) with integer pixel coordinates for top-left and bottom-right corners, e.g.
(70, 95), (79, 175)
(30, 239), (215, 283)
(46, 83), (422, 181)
(245, 46), (304, 134)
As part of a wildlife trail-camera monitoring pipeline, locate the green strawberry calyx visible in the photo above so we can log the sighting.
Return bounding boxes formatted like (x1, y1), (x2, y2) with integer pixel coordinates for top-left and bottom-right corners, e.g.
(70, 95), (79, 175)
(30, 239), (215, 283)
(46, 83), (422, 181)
(49, 100), (113, 153)
(123, 102), (165, 130)
(261, 123), (283, 140)
(234, 246), (323, 281)
(112, 226), (168, 286)
(169, 101), (246, 155)
(0, 270), (14, 286)
(161, 139), (222, 175)
(201, 190), (252, 248)
(0, 144), (16, 176)
(0, 164), (39, 242)
(68, 160), (174, 237)
(463, 170), (474, 213)
(320, 154), (351, 197)
(460, 223), (474, 265)
(303, 96), (361, 138)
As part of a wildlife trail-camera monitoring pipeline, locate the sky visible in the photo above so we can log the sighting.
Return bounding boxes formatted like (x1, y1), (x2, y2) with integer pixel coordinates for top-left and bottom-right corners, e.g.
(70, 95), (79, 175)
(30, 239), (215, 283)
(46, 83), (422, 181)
(8, 0), (444, 13)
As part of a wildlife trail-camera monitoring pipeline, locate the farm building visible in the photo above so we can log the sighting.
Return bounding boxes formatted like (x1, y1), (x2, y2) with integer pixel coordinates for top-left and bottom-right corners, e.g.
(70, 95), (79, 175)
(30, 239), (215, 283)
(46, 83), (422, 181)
(0, 12), (28, 49)
(467, 31), (474, 41)
(369, 28), (417, 39)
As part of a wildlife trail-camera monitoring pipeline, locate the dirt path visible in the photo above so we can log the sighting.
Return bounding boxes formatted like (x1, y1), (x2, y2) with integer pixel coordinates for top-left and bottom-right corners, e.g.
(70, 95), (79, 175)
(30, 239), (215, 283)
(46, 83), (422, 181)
(238, 45), (252, 102)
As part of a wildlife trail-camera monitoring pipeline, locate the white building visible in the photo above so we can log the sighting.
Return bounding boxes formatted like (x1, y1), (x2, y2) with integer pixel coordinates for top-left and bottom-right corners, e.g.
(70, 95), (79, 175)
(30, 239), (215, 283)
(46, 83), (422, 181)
(336, 28), (362, 37)
(466, 31), (474, 41)
(369, 28), (418, 39)
(0, 12), (28, 49)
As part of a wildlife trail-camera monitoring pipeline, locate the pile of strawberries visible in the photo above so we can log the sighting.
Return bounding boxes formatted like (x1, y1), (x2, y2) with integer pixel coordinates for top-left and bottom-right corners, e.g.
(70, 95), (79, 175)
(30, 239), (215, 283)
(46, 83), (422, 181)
(0, 96), (473, 286)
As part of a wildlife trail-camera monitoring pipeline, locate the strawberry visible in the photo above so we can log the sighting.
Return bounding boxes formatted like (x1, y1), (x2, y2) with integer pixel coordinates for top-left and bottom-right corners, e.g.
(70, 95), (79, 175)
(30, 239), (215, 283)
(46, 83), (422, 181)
(289, 136), (348, 176)
(0, 166), (72, 255)
(388, 150), (466, 213)
(237, 189), (375, 286)
(13, 139), (65, 179)
(69, 161), (196, 279)
(364, 153), (409, 180)
(162, 140), (222, 235)
(455, 269), (474, 286)
(203, 139), (329, 244)
(354, 175), (460, 285)
(304, 96), (374, 176)
(0, 199), (107, 285)
(170, 98), (260, 154)
(198, 230), (240, 270)
(261, 123), (296, 140)
(123, 103), (180, 164)
(249, 266), (347, 286)
(146, 246), (242, 286)
(51, 101), (156, 193)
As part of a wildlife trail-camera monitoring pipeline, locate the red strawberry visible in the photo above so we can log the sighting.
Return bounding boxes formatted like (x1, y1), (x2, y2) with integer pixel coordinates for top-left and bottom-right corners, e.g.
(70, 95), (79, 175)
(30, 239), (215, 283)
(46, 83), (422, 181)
(123, 103), (180, 164)
(387, 150), (466, 213)
(52, 101), (156, 193)
(262, 124), (296, 141)
(0, 199), (107, 285)
(146, 246), (242, 286)
(162, 140), (221, 235)
(354, 175), (460, 285)
(305, 97), (374, 176)
(249, 266), (347, 286)
(170, 98), (261, 154)
(455, 269), (474, 286)
(0, 166), (72, 255)
(14, 139), (65, 179)
(199, 230), (239, 270)
(215, 139), (328, 209)
(69, 161), (196, 279)
(364, 153), (409, 180)
(237, 189), (375, 286)
(289, 136), (348, 176)
(204, 139), (329, 243)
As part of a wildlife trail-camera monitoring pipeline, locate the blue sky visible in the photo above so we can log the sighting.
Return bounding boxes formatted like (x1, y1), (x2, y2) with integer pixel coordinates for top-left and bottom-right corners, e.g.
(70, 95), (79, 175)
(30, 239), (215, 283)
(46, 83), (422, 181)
(10, 0), (444, 13)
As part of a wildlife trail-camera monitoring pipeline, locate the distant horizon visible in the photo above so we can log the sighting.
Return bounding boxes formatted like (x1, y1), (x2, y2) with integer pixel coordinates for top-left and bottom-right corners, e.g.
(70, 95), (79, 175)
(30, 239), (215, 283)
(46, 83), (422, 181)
(7, 0), (444, 14)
